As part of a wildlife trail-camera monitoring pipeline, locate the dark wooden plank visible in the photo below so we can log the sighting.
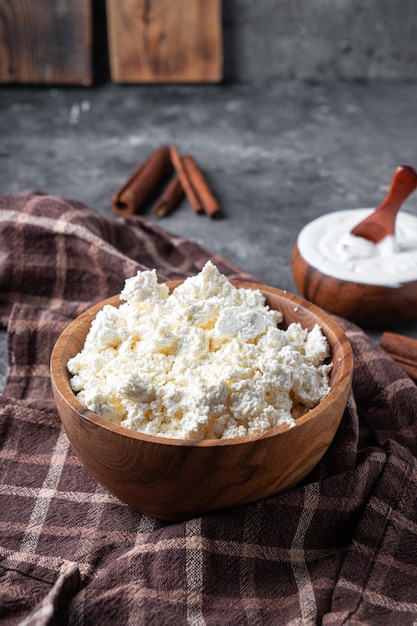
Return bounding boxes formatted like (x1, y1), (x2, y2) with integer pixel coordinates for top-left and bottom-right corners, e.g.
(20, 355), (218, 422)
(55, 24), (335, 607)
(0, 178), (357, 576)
(106, 0), (223, 83)
(0, 0), (92, 84)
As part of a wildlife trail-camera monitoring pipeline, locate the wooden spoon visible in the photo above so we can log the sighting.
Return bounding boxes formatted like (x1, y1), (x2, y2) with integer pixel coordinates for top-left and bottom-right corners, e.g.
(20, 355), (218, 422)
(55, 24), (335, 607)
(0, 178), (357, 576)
(350, 165), (417, 243)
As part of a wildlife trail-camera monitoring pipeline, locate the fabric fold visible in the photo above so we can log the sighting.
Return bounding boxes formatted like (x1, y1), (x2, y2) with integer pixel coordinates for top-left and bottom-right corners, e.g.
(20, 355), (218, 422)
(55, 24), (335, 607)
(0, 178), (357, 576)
(0, 548), (80, 626)
(1, 192), (417, 625)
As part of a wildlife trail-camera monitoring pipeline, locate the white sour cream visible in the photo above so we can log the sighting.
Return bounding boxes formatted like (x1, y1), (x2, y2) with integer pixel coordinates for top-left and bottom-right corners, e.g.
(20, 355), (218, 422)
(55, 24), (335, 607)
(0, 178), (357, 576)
(297, 209), (417, 287)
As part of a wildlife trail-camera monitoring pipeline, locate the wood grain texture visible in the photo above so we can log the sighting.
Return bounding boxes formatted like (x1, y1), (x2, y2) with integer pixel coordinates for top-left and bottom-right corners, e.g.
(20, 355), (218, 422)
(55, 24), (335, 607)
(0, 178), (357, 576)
(50, 281), (353, 522)
(105, 0), (223, 83)
(380, 332), (417, 380)
(0, 0), (92, 84)
(292, 243), (417, 327)
(351, 165), (417, 243)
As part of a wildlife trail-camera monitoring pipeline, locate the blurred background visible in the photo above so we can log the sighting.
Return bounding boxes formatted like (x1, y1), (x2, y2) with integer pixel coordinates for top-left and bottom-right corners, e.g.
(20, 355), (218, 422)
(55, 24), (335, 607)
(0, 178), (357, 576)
(1, 0), (416, 84)
(1, 0), (416, 295)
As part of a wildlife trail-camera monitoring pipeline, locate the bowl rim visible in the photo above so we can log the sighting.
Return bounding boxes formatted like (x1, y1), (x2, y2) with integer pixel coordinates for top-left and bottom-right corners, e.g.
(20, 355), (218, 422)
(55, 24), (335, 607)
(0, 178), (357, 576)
(293, 241), (417, 292)
(295, 208), (417, 289)
(50, 279), (353, 448)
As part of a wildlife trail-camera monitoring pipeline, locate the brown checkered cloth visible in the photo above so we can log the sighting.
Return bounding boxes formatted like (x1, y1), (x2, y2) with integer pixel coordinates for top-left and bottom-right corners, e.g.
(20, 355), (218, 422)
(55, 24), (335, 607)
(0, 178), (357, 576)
(1, 192), (417, 625)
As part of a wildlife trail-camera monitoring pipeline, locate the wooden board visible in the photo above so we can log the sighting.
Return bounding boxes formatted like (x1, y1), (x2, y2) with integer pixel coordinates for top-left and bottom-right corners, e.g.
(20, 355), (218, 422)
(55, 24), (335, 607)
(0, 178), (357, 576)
(106, 0), (222, 83)
(0, 0), (92, 85)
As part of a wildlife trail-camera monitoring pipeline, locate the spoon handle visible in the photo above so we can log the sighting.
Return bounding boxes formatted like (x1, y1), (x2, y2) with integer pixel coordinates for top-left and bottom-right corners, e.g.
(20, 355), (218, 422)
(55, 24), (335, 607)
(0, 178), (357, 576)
(380, 165), (417, 212)
(351, 165), (417, 243)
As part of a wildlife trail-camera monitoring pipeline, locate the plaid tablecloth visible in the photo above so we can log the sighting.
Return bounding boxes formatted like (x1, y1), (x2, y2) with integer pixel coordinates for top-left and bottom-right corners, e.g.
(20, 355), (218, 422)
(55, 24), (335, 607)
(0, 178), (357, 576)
(1, 192), (417, 625)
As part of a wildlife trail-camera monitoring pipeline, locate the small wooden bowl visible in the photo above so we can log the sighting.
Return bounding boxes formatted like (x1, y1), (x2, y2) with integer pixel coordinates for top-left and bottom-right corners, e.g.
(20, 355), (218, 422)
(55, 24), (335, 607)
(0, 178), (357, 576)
(50, 280), (353, 522)
(292, 244), (417, 327)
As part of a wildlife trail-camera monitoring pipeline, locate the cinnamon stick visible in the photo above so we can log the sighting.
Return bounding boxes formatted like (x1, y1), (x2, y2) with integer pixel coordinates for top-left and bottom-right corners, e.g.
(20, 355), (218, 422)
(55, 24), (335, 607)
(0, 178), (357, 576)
(152, 174), (184, 218)
(182, 155), (221, 218)
(111, 146), (171, 215)
(380, 332), (417, 381)
(169, 146), (203, 214)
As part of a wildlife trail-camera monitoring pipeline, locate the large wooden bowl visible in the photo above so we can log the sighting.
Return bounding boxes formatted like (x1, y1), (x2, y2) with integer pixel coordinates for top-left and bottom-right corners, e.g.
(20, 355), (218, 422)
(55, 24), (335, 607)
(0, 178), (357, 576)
(50, 280), (353, 522)
(292, 244), (417, 327)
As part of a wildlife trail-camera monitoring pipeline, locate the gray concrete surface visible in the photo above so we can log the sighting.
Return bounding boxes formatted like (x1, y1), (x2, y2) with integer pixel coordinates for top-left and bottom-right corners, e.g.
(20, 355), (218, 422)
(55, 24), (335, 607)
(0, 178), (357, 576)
(1, 79), (417, 388)
(222, 0), (417, 81)
(2, 80), (417, 291)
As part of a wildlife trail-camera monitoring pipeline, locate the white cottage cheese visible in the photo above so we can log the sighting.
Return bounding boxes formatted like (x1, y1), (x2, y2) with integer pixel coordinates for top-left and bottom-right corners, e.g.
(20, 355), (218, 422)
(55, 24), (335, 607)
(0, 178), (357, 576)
(68, 262), (331, 440)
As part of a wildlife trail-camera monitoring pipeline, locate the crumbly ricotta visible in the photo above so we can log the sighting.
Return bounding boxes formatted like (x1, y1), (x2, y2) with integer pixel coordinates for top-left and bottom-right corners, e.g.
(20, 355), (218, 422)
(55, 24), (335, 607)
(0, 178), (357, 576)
(67, 262), (331, 440)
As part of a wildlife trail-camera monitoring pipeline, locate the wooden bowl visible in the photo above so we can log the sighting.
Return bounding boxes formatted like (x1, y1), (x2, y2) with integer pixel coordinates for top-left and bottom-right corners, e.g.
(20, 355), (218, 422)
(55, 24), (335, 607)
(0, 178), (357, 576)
(292, 244), (417, 327)
(50, 280), (353, 522)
